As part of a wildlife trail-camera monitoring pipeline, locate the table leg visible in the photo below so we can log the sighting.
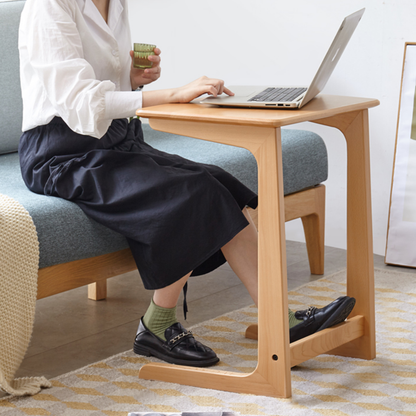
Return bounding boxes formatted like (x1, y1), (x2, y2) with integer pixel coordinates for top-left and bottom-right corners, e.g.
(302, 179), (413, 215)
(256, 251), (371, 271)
(138, 120), (292, 398)
(313, 109), (376, 360)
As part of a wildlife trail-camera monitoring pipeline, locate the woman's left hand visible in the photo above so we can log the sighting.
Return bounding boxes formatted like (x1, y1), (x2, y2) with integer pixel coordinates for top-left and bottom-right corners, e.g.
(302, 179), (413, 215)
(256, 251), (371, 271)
(130, 47), (161, 91)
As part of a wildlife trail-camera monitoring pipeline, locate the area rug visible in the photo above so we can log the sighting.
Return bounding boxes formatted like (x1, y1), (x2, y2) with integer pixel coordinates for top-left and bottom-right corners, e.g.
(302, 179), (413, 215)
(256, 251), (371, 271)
(1, 267), (416, 416)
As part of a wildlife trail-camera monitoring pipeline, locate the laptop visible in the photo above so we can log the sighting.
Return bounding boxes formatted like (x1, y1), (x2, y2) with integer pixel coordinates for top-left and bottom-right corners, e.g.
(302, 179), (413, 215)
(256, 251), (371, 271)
(197, 8), (365, 109)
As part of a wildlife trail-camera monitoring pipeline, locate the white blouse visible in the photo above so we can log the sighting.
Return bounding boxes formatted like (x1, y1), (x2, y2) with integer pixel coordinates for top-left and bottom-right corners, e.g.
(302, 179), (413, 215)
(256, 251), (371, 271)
(19, 0), (143, 139)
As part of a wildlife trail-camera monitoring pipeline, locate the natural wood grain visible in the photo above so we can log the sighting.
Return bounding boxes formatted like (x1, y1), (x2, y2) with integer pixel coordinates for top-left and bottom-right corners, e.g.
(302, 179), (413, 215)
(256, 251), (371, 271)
(37, 249), (137, 300)
(290, 315), (365, 366)
(284, 185), (325, 222)
(88, 280), (107, 301)
(245, 323), (259, 340)
(248, 184), (325, 275)
(247, 207), (258, 228)
(139, 363), (282, 397)
(245, 315), (365, 367)
(137, 95), (379, 128)
(313, 110), (376, 360)
(285, 185), (326, 274)
(255, 126), (291, 397)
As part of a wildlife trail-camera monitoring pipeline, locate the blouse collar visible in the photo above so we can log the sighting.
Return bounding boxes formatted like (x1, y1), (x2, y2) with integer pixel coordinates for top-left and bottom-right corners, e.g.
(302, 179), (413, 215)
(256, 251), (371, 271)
(78, 0), (124, 36)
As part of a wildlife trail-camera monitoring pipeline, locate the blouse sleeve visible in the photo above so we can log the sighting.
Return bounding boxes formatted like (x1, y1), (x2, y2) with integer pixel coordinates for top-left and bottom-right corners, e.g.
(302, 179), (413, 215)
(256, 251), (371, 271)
(21, 0), (141, 138)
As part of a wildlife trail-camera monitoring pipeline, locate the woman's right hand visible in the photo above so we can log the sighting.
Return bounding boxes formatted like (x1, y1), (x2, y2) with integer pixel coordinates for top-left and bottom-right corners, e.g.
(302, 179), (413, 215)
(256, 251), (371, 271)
(142, 76), (234, 108)
(171, 76), (234, 103)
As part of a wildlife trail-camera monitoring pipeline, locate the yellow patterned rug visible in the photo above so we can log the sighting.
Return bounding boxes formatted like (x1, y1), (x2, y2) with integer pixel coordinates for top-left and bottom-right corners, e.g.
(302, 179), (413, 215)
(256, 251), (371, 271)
(1, 267), (416, 416)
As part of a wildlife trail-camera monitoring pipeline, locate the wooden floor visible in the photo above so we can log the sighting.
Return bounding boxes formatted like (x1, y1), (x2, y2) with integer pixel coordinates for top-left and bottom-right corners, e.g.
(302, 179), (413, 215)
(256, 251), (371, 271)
(11, 241), (412, 384)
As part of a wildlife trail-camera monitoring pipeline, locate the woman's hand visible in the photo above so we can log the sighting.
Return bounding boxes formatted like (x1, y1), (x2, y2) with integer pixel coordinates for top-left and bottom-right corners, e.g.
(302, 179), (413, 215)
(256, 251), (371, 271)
(141, 76), (234, 108)
(130, 47), (161, 91)
(171, 76), (234, 103)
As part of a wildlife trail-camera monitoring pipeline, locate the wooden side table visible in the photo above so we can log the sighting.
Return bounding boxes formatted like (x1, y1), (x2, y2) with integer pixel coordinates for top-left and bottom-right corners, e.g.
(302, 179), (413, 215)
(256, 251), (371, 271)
(136, 95), (380, 398)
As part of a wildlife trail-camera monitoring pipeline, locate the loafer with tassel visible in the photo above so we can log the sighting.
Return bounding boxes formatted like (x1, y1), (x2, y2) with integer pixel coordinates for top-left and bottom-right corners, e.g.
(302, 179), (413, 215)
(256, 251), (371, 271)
(133, 318), (219, 367)
(290, 296), (356, 343)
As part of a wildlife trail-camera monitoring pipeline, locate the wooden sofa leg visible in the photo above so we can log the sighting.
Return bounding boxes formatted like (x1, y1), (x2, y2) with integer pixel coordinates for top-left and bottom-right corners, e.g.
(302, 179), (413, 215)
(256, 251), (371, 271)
(244, 185), (326, 275)
(300, 186), (325, 275)
(247, 206), (259, 229)
(88, 280), (107, 300)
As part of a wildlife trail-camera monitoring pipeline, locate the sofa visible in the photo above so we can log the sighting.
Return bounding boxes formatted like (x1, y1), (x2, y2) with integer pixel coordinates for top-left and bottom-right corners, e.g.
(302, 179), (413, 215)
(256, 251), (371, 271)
(0, 0), (328, 302)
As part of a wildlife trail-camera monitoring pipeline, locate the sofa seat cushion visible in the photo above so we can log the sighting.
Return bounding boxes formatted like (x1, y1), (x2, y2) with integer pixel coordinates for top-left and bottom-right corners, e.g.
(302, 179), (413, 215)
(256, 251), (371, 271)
(0, 152), (129, 269)
(0, 125), (326, 269)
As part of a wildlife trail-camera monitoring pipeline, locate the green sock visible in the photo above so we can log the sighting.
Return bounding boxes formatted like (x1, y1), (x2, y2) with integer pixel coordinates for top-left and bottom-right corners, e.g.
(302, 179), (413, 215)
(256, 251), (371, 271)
(143, 298), (178, 341)
(289, 308), (302, 328)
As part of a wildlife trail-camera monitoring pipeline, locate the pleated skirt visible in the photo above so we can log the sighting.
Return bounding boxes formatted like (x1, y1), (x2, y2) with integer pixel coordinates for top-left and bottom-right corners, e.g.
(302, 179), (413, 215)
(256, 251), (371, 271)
(19, 117), (258, 290)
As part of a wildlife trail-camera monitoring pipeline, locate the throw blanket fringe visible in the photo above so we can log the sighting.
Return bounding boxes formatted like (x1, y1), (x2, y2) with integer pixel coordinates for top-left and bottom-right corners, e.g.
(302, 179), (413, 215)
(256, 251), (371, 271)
(0, 194), (51, 397)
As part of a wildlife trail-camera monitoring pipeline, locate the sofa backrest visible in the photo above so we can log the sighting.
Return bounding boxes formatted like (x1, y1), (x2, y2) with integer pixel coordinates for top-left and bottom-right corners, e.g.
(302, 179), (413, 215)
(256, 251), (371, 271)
(0, 0), (25, 155)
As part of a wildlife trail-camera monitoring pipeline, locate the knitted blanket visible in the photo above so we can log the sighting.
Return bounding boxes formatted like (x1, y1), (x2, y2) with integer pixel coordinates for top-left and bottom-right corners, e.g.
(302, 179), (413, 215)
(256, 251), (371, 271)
(0, 193), (51, 397)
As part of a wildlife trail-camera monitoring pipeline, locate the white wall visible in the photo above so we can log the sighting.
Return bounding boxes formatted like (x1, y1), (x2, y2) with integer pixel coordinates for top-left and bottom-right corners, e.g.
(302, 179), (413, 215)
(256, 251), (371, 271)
(128, 0), (415, 256)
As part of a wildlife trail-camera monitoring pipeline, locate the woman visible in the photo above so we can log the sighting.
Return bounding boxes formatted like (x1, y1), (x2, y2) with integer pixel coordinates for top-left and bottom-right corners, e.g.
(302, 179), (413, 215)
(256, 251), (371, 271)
(18, 0), (356, 368)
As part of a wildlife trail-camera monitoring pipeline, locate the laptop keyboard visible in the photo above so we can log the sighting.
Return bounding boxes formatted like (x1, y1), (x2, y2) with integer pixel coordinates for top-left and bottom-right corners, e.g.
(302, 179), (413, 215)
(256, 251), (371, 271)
(248, 87), (307, 102)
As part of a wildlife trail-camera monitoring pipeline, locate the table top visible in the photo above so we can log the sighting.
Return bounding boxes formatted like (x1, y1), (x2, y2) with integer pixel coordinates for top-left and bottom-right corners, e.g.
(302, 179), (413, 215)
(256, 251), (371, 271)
(136, 94), (380, 128)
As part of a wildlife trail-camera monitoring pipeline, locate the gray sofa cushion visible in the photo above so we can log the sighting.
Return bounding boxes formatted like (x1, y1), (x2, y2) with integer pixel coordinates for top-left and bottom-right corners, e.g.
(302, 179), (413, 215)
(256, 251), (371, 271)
(0, 152), (129, 269)
(280, 128), (328, 195)
(0, 0), (25, 155)
(0, 123), (327, 269)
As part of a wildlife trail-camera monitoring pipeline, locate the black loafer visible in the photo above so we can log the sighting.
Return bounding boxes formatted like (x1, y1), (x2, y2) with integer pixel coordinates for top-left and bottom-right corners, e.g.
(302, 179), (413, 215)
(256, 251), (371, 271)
(133, 318), (219, 367)
(290, 296), (356, 343)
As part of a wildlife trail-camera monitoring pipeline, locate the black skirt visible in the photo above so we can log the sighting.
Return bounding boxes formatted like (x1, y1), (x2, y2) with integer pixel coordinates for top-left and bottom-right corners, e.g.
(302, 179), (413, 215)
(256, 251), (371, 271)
(19, 117), (257, 290)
